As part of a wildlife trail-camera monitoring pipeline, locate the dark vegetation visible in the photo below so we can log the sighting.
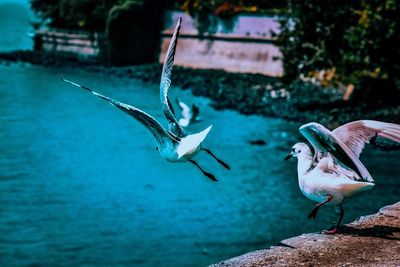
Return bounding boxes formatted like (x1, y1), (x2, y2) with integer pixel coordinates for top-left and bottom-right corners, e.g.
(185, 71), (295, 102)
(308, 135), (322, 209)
(30, 0), (285, 31)
(277, 0), (400, 101)
(30, 0), (116, 31)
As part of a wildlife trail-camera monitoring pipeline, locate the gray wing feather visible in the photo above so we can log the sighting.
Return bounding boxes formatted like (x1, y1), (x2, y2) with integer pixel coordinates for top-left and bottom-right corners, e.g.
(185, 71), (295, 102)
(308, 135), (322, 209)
(167, 97), (176, 117)
(160, 17), (185, 137)
(333, 120), (400, 158)
(301, 125), (373, 182)
(326, 134), (373, 182)
(62, 79), (175, 144)
(317, 154), (359, 181)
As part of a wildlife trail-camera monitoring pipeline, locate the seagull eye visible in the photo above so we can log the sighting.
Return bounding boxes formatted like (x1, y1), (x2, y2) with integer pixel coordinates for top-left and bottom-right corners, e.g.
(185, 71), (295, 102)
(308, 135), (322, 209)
(298, 150), (301, 153)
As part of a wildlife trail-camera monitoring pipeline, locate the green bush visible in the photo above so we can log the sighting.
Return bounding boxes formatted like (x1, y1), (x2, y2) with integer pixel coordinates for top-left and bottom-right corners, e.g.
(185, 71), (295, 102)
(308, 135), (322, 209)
(278, 0), (400, 91)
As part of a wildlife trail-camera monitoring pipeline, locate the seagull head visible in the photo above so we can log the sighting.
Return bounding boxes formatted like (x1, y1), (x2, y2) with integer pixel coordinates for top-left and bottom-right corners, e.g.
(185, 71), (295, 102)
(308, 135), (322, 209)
(285, 143), (311, 160)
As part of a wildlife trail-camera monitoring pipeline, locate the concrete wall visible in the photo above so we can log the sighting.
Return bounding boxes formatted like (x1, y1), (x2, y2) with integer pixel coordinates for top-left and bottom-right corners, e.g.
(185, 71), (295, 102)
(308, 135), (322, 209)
(159, 10), (283, 77)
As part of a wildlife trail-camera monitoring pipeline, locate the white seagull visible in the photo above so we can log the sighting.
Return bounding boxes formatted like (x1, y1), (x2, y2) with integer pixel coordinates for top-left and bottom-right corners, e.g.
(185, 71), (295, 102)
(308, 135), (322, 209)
(174, 98), (201, 127)
(285, 120), (400, 234)
(62, 18), (229, 181)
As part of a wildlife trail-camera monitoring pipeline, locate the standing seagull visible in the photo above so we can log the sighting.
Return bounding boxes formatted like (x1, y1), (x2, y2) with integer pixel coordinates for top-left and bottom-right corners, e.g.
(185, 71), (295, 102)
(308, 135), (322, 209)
(285, 120), (400, 234)
(62, 18), (228, 181)
(175, 98), (201, 127)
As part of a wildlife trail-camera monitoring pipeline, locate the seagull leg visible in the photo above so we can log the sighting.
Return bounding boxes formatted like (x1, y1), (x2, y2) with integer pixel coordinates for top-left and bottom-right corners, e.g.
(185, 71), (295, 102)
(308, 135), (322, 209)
(201, 148), (231, 170)
(308, 194), (333, 219)
(323, 204), (344, 235)
(188, 159), (218, 182)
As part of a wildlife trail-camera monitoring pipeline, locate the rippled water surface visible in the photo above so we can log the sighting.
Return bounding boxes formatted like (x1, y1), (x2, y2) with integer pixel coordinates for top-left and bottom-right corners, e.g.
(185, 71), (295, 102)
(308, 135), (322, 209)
(0, 63), (399, 267)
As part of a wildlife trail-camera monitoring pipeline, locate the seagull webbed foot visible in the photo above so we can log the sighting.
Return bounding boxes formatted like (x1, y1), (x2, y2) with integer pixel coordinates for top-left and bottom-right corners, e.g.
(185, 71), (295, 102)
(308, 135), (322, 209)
(215, 158), (230, 170)
(203, 171), (218, 182)
(322, 227), (338, 235)
(308, 206), (320, 219)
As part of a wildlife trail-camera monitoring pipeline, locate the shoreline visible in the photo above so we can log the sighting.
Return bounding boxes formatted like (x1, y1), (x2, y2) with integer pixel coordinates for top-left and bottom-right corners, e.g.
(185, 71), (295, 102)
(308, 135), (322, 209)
(210, 201), (400, 266)
(1, 50), (399, 128)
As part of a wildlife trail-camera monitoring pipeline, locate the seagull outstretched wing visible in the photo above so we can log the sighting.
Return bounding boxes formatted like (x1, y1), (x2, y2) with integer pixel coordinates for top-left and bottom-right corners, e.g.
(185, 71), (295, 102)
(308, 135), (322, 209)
(167, 97), (176, 117)
(62, 79), (178, 144)
(332, 120), (400, 158)
(160, 17), (185, 137)
(300, 122), (373, 182)
(317, 154), (359, 181)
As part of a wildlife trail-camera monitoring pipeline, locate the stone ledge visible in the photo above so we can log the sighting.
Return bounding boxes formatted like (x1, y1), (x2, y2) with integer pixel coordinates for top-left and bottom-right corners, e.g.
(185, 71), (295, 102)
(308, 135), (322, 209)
(210, 202), (400, 267)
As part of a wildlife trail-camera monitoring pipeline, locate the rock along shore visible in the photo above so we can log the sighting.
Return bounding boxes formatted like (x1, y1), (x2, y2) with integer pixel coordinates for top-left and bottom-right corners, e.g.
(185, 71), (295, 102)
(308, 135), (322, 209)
(210, 202), (400, 267)
(0, 50), (399, 128)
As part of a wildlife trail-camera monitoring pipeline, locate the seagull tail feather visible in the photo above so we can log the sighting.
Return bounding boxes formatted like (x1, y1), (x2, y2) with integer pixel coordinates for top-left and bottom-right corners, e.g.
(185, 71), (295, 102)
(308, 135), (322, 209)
(177, 125), (212, 159)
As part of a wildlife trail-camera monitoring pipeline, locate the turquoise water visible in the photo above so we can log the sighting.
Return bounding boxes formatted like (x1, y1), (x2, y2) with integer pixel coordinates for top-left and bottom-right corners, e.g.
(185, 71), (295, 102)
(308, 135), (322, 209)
(0, 63), (399, 266)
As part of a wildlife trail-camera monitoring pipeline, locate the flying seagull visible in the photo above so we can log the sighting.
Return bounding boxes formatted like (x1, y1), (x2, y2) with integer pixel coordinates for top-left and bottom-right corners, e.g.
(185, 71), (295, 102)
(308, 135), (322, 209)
(62, 18), (229, 181)
(285, 120), (400, 234)
(159, 17), (230, 172)
(175, 98), (201, 127)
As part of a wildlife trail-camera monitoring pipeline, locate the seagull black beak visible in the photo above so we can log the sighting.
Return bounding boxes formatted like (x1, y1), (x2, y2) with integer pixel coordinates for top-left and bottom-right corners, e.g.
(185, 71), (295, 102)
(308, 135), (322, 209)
(284, 154), (292, 161)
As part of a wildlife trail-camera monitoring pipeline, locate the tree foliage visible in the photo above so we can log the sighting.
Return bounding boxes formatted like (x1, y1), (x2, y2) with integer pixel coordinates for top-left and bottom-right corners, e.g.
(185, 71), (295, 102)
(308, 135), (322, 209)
(278, 0), (400, 90)
(30, 0), (117, 31)
(30, 0), (286, 32)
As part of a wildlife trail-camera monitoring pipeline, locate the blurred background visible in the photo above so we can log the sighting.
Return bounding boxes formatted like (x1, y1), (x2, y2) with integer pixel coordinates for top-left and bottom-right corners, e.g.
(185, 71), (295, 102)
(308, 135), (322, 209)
(0, 1), (399, 267)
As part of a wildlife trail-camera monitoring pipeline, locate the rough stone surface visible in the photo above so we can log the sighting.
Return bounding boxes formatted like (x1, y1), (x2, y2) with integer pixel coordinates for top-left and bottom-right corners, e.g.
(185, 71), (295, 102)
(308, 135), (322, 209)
(210, 202), (400, 267)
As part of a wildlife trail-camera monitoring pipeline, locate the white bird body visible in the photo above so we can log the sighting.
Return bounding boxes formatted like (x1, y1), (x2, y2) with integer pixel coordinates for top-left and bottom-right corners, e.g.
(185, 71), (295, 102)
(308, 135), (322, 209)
(160, 125), (212, 162)
(287, 120), (400, 233)
(158, 139), (193, 163)
(295, 145), (374, 206)
(158, 141), (180, 162)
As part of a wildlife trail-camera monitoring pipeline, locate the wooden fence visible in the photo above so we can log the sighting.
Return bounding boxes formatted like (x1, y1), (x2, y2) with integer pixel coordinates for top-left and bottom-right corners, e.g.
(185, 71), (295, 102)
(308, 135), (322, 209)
(34, 29), (105, 59)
